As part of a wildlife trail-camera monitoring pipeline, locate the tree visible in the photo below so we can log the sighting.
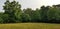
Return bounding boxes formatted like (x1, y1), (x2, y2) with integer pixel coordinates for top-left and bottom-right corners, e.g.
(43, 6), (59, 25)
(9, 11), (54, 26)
(2, 14), (9, 23)
(3, 0), (22, 23)
(23, 8), (33, 22)
(21, 13), (31, 22)
(23, 8), (33, 16)
(39, 6), (49, 22)
(31, 8), (40, 22)
(0, 12), (4, 23)
(47, 6), (60, 23)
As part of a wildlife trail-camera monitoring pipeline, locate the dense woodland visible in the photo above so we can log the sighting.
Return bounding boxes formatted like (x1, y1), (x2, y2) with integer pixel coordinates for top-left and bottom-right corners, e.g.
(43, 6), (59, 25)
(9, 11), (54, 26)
(0, 0), (60, 23)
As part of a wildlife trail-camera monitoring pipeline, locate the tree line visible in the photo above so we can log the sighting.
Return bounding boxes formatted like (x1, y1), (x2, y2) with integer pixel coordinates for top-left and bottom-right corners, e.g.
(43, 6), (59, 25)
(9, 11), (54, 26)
(0, 0), (60, 23)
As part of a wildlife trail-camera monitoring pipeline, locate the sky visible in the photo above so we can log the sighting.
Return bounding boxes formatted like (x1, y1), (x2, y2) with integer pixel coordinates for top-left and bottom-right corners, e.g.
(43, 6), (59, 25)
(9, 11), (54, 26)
(0, 0), (60, 12)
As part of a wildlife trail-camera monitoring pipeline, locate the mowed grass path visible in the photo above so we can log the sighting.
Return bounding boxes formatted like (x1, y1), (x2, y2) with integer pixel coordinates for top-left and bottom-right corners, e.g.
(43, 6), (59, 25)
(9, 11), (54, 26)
(0, 23), (60, 29)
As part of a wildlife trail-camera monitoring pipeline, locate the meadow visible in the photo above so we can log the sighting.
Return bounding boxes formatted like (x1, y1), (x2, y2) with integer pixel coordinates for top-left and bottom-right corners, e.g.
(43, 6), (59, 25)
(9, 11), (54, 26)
(0, 23), (60, 29)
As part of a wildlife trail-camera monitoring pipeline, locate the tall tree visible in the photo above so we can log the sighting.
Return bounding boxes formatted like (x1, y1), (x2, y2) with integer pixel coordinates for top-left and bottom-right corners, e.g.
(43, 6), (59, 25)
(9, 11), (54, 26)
(47, 6), (60, 23)
(31, 8), (40, 22)
(39, 6), (49, 22)
(3, 0), (22, 23)
(23, 8), (33, 21)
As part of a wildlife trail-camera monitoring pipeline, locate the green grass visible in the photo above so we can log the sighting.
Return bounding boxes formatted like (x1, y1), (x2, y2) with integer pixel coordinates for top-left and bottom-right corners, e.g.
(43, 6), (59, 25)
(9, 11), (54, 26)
(0, 23), (60, 29)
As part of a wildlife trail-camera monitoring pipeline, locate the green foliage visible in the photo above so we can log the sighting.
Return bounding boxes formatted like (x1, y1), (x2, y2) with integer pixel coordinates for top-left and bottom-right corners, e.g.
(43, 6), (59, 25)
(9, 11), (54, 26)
(2, 14), (9, 23)
(21, 13), (31, 22)
(31, 8), (40, 22)
(3, 0), (22, 23)
(23, 8), (33, 22)
(0, 13), (4, 23)
(39, 6), (49, 22)
(1, 0), (60, 23)
(47, 7), (60, 22)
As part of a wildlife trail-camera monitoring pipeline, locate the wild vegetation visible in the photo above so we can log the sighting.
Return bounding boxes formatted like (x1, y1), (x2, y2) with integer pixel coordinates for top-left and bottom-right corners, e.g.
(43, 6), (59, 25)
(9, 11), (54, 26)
(0, 0), (60, 23)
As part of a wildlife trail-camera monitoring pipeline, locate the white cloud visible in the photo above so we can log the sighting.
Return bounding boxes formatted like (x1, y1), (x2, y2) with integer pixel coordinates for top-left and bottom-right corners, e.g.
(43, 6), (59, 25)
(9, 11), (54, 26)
(40, 0), (60, 6)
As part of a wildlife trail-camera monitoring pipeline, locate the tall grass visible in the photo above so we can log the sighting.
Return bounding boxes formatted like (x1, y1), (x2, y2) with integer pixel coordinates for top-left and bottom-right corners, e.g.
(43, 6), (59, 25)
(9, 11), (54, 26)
(0, 23), (60, 29)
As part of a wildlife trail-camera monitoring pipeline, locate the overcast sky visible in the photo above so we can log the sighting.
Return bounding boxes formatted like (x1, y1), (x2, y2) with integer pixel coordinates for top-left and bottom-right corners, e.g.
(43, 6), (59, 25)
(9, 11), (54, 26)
(0, 0), (60, 12)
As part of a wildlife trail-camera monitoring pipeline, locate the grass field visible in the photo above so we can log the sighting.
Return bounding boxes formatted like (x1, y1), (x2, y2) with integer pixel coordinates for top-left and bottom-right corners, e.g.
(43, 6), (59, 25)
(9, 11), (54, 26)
(0, 23), (60, 29)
